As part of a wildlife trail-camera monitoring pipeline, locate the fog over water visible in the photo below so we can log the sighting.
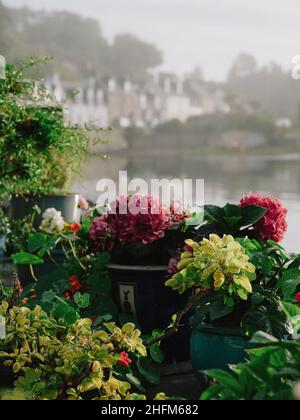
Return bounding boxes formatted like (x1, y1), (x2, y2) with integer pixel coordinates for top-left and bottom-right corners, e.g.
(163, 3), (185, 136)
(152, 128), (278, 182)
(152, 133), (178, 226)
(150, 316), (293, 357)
(73, 153), (300, 253)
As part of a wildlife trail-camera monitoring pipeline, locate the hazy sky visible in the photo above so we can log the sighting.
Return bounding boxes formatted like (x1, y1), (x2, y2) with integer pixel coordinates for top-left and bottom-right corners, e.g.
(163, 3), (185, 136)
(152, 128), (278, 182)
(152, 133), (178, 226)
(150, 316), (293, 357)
(3, 0), (300, 80)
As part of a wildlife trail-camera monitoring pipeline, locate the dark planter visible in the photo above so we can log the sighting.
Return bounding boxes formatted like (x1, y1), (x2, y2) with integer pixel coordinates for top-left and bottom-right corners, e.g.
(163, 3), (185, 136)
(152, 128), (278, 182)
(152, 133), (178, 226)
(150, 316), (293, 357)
(108, 263), (191, 363)
(0, 365), (14, 389)
(190, 322), (253, 385)
(17, 249), (65, 287)
(9, 194), (79, 225)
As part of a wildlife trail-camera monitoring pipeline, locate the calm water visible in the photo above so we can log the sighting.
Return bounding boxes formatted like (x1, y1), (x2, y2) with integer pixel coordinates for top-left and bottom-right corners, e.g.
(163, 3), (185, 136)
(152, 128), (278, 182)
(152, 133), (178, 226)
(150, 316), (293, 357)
(73, 153), (300, 253)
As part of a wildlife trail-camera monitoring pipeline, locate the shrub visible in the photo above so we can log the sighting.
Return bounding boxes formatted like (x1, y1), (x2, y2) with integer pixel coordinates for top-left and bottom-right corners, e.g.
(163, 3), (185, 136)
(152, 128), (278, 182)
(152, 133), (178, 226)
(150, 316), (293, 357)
(0, 57), (105, 198)
(0, 301), (152, 400)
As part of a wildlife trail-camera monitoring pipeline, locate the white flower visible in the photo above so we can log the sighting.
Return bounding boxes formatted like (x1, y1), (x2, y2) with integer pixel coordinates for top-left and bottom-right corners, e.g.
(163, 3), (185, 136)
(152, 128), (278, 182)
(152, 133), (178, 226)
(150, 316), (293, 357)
(40, 208), (65, 234)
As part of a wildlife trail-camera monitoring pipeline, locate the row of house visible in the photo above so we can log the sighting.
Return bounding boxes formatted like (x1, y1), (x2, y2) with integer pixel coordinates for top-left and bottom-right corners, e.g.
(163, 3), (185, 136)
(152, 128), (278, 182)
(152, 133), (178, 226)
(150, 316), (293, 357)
(45, 72), (230, 128)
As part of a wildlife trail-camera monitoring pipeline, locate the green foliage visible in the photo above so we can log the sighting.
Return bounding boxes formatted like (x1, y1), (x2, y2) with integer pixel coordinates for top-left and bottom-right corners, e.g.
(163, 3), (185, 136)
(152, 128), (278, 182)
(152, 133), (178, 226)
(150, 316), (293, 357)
(0, 207), (9, 237)
(0, 57), (104, 197)
(168, 233), (299, 338)
(166, 234), (256, 315)
(201, 327), (300, 400)
(197, 203), (266, 238)
(0, 302), (150, 400)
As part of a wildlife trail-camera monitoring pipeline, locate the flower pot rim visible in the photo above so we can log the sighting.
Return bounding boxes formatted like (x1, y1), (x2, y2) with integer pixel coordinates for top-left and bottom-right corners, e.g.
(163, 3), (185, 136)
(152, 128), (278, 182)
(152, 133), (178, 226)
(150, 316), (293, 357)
(107, 263), (168, 272)
(11, 193), (79, 199)
(190, 320), (244, 337)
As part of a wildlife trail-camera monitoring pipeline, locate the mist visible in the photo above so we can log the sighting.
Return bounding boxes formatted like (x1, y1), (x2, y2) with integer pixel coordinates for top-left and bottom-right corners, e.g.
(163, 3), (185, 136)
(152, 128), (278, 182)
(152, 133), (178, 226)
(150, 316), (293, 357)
(3, 0), (300, 80)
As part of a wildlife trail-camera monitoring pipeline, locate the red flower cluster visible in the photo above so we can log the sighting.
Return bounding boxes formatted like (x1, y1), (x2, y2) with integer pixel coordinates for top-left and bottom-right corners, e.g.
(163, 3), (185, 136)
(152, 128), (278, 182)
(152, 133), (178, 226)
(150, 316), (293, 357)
(296, 293), (300, 304)
(70, 223), (81, 234)
(90, 195), (176, 251)
(118, 352), (132, 367)
(69, 274), (82, 293)
(240, 193), (288, 242)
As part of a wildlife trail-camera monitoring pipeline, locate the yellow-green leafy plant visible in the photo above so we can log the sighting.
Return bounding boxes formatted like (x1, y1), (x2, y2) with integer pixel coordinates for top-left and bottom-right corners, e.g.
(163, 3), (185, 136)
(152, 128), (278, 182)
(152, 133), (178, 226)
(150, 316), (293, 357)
(0, 302), (153, 400)
(160, 235), (293, 338)
(164, 234), (258, 328)
(167, 234), (256, 302)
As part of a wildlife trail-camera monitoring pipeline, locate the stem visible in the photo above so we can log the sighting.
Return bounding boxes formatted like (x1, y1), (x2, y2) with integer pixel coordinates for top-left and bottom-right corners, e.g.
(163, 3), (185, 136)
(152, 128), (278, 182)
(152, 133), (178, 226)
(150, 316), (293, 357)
(30, 265), (38, 282)
(144, 292), (205, 347)
(47, 250), (59, 267)
(68, 239), (86, 271)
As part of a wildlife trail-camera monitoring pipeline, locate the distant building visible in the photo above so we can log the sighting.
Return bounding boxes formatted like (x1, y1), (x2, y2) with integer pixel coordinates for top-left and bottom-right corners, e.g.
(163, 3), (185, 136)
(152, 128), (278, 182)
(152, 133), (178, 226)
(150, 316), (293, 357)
(107, 79), (142, 127)
(45, 75), (108, 127)
(45, 71), (230, 128)
(275, 117), (292, 129)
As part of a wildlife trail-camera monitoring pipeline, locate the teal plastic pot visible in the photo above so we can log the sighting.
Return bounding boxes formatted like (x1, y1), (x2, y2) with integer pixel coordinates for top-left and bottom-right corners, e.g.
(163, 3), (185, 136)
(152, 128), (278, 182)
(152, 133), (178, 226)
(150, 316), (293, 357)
(190, 322), (251, 385)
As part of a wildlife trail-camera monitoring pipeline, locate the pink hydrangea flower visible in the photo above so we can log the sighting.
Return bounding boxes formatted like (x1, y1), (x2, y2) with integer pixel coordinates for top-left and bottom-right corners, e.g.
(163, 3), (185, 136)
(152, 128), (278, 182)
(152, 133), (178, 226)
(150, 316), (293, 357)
(240, 193), (288, 242)
(89, 195), (175, 251)
(89, 214), (117, 252)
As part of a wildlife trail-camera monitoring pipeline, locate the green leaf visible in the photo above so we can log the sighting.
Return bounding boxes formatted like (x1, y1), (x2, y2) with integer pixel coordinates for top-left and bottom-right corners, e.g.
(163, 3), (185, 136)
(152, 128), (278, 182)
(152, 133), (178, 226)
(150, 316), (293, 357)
(282, 302), (300, 320)
(77, 219), (91, 239)
(88, 295), (118, 319)
(150, 345), (165, 364)
(28, 233), (57, 255)
(209, 300), (234, 322)
(74, 292), (90, 309)
(53, 303), (79, 325)
(200, 384), (224, 400)
(240, 205), (267, 227)
(237, 289), (248, 301)
(223, 203), (242, 217)
(126, 374), (146, 393)
(204, 205), (225, 224)
(94, 253), (111, 269)
(223, 216), (242, 229)
(137, 357), (160, 385)
(262, 257), (274, 276)
(277, 268), (300, 299)
(42, 290), (56, 303)
(86, 271), (111, 294)
(224, 296), (235, 308)
(11, 252), (44, 265)
(204, 369), (241, 395)
(34, 268), (70, 296)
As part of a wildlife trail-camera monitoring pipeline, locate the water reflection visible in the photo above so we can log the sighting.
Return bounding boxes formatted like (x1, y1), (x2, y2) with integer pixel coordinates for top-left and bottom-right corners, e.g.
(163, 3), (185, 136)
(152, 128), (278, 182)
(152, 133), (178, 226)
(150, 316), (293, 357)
(73, 153), (300, 253)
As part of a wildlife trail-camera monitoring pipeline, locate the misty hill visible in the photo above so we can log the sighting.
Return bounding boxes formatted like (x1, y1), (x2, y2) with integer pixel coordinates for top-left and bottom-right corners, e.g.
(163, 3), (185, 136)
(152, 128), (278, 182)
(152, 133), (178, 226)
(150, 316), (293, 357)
(0, 1), (162, 83)
(1, 2), (300, 118)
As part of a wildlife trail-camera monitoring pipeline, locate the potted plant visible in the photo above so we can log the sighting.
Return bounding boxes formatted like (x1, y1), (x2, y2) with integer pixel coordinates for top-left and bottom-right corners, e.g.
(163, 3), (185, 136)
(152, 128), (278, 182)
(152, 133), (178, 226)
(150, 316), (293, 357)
(201, 317), (300, 401)
(87, 195), (199, 361)
(166, 194), (297, 384)
(0, 281), (175, 400)
(0, 57), (104, 224)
